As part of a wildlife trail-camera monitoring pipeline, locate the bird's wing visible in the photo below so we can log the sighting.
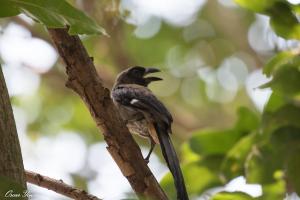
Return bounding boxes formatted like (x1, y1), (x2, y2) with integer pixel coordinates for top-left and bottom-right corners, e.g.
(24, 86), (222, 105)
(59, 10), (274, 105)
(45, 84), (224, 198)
(112, 84), (173, 129)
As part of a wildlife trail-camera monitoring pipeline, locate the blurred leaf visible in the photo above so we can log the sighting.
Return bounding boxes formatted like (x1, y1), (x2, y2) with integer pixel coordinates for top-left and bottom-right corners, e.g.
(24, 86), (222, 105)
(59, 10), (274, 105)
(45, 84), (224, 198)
(286, 152), (300, 196)
(71, 174), (88, 191)
(263, 92), (287, 113)
(161, 157), (222, 198)
(234, 0), (276, 12)
(189, 107), (258, 156)
(181, 142), (201, 163)
(260, 65), (300, 97)
(259, 180), (285, 200)
(221, 133), (257, 182)
(268, 2), (300, 39)
(262, 103), (300, 135)
(263, 51), (299, 77)
(0, 0), (106, 35)
(246, 144), (281, 184)
(235, 107), (259, 133)
(212, 191), (255, 200)
(247, 127), (300, 185)
(272, 127), (300, 195)
(235, 1), (300, 39)
(189, 129), (240, 156)
(125, 24), (186, 66)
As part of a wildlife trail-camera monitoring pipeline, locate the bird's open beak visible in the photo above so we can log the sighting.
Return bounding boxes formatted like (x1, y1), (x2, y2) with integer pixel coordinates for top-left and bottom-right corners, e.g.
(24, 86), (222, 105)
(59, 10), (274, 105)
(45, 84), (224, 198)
(144, 68), (162, 82)
(144, 67), (161, 74)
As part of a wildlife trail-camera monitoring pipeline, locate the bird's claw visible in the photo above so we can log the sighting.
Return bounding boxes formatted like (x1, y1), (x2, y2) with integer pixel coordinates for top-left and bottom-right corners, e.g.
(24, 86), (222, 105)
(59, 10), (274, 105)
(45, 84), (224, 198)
(144, 158), (150, 164)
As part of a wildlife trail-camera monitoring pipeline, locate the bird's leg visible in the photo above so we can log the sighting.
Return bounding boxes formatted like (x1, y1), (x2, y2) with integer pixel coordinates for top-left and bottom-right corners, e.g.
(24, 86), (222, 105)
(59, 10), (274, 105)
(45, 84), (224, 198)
(144, 139), (155, 163)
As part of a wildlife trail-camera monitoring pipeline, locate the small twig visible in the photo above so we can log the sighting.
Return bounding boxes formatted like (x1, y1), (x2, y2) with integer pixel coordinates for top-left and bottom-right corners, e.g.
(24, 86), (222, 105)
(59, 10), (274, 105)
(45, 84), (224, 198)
(25, 170), (101, 200)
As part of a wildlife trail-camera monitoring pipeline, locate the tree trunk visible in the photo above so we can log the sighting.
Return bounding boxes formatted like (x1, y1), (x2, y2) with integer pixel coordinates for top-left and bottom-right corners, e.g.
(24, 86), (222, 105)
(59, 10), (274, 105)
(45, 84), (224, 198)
(0, 65), (27, 191)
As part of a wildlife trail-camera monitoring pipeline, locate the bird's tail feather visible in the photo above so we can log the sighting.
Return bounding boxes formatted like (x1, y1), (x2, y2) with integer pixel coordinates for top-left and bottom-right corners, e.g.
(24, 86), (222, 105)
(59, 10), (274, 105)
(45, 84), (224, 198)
(154, 123), (189, 200)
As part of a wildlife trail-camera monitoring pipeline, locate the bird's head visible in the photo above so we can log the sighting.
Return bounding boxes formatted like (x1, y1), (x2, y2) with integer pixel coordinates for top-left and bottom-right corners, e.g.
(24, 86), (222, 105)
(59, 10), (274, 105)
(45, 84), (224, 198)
(114, 66), (162, 87)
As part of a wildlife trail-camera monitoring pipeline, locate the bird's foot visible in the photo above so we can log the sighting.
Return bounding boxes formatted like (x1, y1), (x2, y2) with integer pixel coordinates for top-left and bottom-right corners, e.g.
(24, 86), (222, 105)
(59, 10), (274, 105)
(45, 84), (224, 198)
(144, 157), (150, 164)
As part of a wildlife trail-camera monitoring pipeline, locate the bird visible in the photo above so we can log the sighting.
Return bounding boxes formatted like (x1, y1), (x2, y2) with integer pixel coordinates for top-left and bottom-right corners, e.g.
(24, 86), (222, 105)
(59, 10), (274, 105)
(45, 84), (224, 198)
(111, 66), (189, 200)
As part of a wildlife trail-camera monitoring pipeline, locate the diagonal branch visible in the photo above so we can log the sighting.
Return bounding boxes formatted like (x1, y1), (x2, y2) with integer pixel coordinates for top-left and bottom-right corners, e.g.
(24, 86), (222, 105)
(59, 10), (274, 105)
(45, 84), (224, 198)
(47, 28), (168, 200)
(26, 170), (100, 200)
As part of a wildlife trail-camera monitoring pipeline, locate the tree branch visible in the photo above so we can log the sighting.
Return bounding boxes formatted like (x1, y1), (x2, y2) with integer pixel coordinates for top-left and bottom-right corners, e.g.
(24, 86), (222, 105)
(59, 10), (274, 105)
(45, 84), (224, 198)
(47, 28), (168, 200)
(0, 65), (27, 190)
(26, 170), (100, 200)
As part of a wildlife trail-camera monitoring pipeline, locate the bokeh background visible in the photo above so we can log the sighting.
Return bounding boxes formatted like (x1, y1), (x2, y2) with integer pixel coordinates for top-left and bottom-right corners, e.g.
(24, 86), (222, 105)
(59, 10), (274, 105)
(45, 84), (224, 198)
(0, 0), (299, 199)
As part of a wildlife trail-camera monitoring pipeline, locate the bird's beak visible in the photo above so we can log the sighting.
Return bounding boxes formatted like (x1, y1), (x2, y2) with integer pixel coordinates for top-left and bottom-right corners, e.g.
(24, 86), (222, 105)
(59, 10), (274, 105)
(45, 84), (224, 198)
(144, 67), (161, 74)
(144, 67), (163, 83)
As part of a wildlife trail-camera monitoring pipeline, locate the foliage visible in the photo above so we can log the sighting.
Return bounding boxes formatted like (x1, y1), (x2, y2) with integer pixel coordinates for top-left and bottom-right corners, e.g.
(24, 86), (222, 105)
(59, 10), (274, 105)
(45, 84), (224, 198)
(0, 0), (106, 35)
(161, 0), (300, 198)
(0, 0), (299, 199)
(235, 0), (300, 39)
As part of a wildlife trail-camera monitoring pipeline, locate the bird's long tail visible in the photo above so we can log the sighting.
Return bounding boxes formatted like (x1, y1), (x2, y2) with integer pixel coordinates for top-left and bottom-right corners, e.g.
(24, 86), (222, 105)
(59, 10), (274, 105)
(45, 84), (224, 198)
(154, 123), (189, 200)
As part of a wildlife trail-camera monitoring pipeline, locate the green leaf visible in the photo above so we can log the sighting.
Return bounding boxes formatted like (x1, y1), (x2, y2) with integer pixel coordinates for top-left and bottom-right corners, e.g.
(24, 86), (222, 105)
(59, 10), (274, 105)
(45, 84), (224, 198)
(0, 0), (107, 35)
(246, 127), (300, 185)
(221, 133), (257, 182)
(234, 0), (276, 12)
(235, 1), (300, 39)
(246, 144), (282, 184)
(189, 129), (241, 156)
(263, 92), (287, 113)
(263, 51), (299, 77)
(212, 192), (255, 200)
(189, 107), (258, 156)
(259, 181), (285, 200)
(260, 65), (300, 97)
(235, 107), (259, 133)
(286, 152), (300, 196)
(268, 2), (300, 39)
(161, 157), (222, 198)
(181, 142), (201, 163)
(262, 103), (300, 135)
(271, 127), (300, 195)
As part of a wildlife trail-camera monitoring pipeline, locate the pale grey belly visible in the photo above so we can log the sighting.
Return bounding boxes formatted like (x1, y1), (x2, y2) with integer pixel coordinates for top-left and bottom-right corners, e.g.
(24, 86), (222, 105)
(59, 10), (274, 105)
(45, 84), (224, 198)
(116, 104), (151, 139)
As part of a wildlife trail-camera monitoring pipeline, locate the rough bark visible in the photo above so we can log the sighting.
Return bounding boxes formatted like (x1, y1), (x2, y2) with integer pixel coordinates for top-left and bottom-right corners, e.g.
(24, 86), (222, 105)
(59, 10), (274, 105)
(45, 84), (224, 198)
(47, 28), (168, 200)
(26, 170), (101, 200)
(0, 65), (27, 189)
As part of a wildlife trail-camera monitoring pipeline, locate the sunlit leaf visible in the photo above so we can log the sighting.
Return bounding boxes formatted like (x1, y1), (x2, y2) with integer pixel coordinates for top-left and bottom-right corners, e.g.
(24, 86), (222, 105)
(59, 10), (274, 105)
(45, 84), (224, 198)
(189, 107), (258, 156)
(259, 180), (285, 200)
(263, 51), (299, 77)
(235, 1), (300, 39)
(262, 103), (300, 135)
(247, 127), (300, 186)
(212, 191), (255, 200)
(0, 0), (107, 35)
(161, 157), (222, 199)
(286, 152), (300, 196)
(235, 107), (259, 133)
(181, 142), (201, 163)
(189, 129), (241, 156)
(246, 144), (281, 184)
(234, 0), (276, 12)
(263, 92), (287, 113)
(260, 65), (300, 97)
(268, 2), (300, 39)
(221, 133), (257, 182)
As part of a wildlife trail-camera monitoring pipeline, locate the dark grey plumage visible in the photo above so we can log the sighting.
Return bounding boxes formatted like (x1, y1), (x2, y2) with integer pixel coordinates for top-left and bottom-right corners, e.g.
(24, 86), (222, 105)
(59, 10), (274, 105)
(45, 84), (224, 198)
(111, 66), (189, 200)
